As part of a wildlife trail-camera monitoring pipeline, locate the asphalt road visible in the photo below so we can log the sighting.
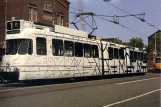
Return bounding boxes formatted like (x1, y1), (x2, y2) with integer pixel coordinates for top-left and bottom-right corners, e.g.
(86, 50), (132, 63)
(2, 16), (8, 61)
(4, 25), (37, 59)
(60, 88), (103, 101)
(0, 73), (160, 107)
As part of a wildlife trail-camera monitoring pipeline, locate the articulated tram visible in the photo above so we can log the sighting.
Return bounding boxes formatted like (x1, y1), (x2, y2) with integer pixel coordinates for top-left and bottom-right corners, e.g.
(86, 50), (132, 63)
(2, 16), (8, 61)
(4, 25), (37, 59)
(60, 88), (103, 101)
(0, 20), (147, 81)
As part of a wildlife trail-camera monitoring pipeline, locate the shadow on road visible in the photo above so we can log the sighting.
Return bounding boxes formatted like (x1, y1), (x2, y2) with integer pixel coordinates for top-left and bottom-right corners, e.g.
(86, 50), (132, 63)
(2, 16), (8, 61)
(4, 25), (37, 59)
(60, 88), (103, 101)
(0, 73), (146, 88)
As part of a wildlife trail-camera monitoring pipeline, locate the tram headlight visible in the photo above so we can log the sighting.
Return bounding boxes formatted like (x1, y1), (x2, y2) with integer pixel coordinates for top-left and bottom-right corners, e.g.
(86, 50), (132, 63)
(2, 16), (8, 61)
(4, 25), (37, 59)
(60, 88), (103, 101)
(6, 62), (10, 72)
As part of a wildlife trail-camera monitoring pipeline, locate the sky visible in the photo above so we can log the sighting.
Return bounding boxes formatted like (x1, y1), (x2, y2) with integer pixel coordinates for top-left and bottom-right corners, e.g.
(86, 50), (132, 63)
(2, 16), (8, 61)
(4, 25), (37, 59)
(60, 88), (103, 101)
(69, 0), (161, 45)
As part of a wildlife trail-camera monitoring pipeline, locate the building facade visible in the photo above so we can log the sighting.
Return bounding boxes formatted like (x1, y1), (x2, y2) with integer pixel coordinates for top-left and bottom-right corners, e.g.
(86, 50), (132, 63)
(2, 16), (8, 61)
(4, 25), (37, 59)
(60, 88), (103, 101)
(147, 30), (161, 67)
(0, 0), (70, 42)
(148, 30), (161, 55)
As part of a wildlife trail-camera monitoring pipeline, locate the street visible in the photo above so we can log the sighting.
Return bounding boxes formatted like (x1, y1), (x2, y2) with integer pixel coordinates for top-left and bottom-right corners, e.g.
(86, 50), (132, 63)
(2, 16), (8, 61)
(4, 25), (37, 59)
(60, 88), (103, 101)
(0, 73), (160, 107)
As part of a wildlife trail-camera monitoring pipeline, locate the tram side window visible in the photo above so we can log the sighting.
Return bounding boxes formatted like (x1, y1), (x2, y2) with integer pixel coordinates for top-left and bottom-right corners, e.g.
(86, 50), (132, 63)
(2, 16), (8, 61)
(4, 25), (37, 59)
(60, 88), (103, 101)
(84, 44), (91, 57)
(18, 39), (33, 55)
(36, 37), (46, 55)
(64, 41), (74, 57)
(138, 52), (141, 60)
(6, 39), (33, 55)
(28, 40), (33, 55)
(91, 45), (99, 58)
(130, 51), (135, 61)
(75, 42), (83, 57)
(143, 53), (147, 61)
(134, 51), (137, 60)
(108, 47), (113, 59)
(119, 48), (124, 59)
(114, 48), (119, 59)
(52, 39), (63, 56)
(140, 52), (143, 60)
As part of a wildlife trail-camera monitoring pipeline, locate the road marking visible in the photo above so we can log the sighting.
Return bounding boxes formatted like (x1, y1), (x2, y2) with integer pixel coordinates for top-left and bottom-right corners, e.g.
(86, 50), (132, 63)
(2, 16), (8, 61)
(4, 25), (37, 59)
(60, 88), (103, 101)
(103, 89), (161, 107)
(115, 77), (159, 85)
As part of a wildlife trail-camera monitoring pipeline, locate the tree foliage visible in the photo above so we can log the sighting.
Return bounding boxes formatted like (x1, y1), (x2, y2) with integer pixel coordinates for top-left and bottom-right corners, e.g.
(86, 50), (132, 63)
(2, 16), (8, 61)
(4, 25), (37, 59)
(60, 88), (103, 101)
(129, 37), (144, 49)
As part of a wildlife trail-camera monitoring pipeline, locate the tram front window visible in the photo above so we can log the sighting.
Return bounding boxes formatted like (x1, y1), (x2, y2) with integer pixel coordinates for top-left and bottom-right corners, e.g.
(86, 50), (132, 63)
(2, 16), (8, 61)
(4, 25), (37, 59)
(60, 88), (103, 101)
(6, 39), (33, 55)
(156, 58), (161, 63)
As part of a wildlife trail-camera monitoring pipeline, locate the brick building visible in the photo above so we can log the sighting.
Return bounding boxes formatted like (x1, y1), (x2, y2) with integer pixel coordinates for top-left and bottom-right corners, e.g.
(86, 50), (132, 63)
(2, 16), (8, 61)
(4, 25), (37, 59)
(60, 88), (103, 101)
(148, 30), (161, 55)
(147, 30), (161, 68)
(0, 0), (70, 42)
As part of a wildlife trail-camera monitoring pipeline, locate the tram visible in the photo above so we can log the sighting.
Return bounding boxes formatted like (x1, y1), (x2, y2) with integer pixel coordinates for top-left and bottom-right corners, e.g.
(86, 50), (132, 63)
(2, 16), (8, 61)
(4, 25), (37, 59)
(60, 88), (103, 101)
(155, 56), (161, 72)
(0, 20), (147, 81)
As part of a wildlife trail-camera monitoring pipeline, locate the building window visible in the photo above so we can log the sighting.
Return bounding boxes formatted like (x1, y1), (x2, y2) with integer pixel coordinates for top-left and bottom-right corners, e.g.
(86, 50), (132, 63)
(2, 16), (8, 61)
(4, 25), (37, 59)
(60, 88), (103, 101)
(43, 1), (53, 13)
(52, 39), (63, 56)
(28, 4), (38, 22)
(57, 13), (64, 26)
(36, 37), (46, 55)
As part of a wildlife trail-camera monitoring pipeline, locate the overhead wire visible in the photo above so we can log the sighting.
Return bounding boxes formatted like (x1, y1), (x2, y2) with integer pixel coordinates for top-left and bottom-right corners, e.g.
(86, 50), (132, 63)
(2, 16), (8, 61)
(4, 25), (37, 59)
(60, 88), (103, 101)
(69, 4), (150, 38)
(105, 2), (160, 30)
(69, 11), (149, 37)
(96, 16), (148, 37)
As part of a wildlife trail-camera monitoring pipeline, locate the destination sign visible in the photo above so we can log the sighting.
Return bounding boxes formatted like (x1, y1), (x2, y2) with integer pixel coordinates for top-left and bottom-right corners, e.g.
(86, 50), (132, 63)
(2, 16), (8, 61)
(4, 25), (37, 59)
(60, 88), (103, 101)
(7, 30), (20, 34)
(7, 21), (20, 30)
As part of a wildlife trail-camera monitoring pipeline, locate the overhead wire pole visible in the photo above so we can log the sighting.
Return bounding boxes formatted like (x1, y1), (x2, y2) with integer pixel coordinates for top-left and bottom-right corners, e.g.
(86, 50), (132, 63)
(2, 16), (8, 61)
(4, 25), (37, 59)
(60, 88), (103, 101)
(3, 0), (8, 47)
(77, 0), (86, 31)
(5, 0), (8, 35)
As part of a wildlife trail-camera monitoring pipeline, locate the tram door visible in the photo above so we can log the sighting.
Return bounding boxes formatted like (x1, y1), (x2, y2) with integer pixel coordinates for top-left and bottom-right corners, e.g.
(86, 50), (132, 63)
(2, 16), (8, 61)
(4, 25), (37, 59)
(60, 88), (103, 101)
(63, 40), (76, 78)
(51, 38), (65, 78)
(83, 40), (100, 77)
(129, 50), (140, 73)
(73, 41), (84, 77)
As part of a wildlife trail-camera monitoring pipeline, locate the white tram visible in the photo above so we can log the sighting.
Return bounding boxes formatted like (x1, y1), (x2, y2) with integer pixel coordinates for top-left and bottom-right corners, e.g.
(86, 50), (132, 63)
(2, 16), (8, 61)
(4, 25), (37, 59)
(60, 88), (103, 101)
(0, 20), (147, 81)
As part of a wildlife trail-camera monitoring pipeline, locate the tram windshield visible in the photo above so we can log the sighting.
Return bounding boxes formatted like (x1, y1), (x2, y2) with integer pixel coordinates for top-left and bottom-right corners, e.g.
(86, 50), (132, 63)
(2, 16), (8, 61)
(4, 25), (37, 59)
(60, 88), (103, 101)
(156, 58), (161, 63)
(6, 39), (33, 55)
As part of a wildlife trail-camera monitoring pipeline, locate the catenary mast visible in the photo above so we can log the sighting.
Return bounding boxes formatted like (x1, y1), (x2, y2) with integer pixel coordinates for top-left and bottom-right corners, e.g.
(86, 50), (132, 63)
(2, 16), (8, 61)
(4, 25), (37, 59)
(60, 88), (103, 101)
(77, 0), (86, 31)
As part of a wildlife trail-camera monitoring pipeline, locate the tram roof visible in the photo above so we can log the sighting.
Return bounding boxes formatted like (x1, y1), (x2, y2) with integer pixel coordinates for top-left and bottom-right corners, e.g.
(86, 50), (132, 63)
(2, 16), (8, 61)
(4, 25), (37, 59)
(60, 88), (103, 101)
(55, 25), (88, 38)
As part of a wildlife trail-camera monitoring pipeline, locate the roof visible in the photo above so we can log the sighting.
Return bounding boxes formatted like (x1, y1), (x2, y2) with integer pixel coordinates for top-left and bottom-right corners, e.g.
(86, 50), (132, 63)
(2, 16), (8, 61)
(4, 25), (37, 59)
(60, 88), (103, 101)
(55, 25), (88, 38)
(148, 30), (161, 38)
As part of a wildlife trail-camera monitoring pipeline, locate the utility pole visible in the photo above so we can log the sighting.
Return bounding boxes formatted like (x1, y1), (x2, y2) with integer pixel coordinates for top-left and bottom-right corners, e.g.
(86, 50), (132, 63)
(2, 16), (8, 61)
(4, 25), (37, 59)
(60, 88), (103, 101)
(5, 0), (8, 34)
(53, 0), (56, 26)
(153, 32), (157, 64)
(77, 0), (86, 31)
(154, 32), (157, 64)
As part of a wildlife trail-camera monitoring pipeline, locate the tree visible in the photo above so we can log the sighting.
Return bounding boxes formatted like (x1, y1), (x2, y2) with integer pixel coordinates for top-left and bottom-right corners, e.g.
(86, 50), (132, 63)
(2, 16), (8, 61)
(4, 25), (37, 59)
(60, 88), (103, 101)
(129, 37), (144, 49)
